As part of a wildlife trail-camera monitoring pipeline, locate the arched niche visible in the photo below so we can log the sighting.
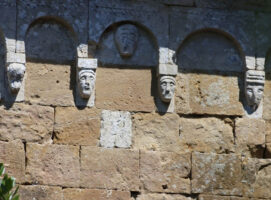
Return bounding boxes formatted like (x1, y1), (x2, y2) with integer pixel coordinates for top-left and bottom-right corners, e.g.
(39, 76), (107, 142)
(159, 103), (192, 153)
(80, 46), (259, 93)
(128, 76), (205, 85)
(96, 21), (158, 68)
(25, 17), (77, 64)
(24, 17), (78, 107)
(176, 29), (245, 73)
(174, 29), (245, 116)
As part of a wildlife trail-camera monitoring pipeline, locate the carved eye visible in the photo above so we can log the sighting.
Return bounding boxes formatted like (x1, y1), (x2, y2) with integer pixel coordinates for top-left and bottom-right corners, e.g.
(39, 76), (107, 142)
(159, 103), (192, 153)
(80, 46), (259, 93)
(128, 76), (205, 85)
(161, 82), (167, 86)
(258, 88), (263, 93)
(80, 76), (86, 80)
(246, 88), (253, 93)
(170, 82), (175, 86)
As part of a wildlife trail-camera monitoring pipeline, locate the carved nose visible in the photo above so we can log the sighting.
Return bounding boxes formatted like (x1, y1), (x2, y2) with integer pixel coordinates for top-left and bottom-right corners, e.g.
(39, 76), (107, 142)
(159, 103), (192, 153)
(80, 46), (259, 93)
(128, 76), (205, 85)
(166, 84), (170, 91)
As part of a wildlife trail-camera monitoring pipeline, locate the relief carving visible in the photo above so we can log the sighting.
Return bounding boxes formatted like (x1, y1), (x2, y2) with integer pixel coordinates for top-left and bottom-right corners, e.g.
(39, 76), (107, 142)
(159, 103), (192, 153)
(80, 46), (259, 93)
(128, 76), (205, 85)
(7, 63), (25, 94)
(245, 70), (265, 110)
(159, 75), (176, 103)
(78, 69), (96, 99)
(114, 24), (139, 58)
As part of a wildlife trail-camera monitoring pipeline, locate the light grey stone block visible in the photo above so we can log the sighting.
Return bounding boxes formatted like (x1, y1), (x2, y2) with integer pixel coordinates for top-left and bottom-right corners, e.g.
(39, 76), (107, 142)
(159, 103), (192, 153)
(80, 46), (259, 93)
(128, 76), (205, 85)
(159, 47), (170, 64)
(89, 0), (168, 67)
(6, 52), (26, 64)
(77, 44), (88, 58)
(170, 7), (255, 72)
(77, 58), (97, 69)
(158, 63), (178, 76)
(100, 110), (132, 148)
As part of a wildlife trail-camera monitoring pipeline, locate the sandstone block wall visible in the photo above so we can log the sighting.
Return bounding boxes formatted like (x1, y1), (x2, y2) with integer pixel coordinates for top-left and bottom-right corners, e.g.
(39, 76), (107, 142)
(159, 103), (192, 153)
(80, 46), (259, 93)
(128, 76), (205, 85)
(0, 0), (271, 199)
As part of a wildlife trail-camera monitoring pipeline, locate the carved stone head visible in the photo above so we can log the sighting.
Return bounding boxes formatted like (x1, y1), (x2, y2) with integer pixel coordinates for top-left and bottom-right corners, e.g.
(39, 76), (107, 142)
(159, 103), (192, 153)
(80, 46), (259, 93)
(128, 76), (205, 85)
(7, 63), (25, 93)
(114, 24), (139, 58)
(245, 70), (265, 109)
(159, 75), (176, 103)
(78, 69), (96, 99)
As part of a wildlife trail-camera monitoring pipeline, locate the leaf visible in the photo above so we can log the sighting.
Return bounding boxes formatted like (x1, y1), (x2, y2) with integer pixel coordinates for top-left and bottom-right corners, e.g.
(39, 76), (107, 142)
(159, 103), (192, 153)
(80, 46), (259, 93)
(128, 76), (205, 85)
(0, 164), (5, 176)
(11, 186), (19, 198)
(11, 195), (19, 200)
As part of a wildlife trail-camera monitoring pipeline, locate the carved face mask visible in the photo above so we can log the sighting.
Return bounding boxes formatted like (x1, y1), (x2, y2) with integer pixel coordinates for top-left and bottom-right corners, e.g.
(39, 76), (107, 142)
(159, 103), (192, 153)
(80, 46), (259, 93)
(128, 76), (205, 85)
(78, 70), (96, 99)
(159, 75), (176, 103)
(245, 70), (265, 109)
(246, 83), (264, 108)
(115, 24), (139, 58)
(7, 63), (25, 93)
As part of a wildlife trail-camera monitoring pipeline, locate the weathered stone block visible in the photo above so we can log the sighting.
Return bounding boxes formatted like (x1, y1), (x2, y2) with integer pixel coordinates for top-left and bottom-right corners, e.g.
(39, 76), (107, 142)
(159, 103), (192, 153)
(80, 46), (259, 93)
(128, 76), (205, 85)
(263, 78), (271, 120)
(100, 110), (132, 148)
(179, 117), (234, 153)
(0, 140), (25, 183)
(0, 104), (54, 143)
(137, 193), (193, 200)
(140, 151), (191, 194)
(235, 118), (265, 157)
(19, 185), (63, 200)
(198, 195), (246, 200)
(192, 152), (242, 195)
(26, 143), (80, 187)
(265, 143), (271, 158)
(25, 62), (75, 106)
(176, 73), (243, 115)
(54, 107), (100, 146)
(242, 158), (271, 199)
(80, 147), (140, 190)
(95, 68), (156, 112)
(63, 188), (131, 200)
(198, 195), (229, 200)
(170, 7), (255, 70)
(132, 113), (182, 152)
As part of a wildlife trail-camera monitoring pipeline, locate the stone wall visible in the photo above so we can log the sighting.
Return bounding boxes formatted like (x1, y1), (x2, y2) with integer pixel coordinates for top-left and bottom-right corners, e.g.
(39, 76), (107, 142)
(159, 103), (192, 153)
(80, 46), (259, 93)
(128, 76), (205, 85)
(0, 0), (271, 199)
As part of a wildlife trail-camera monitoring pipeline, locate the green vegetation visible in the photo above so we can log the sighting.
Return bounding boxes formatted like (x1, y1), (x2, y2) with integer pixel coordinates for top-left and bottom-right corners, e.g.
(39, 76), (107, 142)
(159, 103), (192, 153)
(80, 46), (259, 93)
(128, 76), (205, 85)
(0, 163), (19, 200)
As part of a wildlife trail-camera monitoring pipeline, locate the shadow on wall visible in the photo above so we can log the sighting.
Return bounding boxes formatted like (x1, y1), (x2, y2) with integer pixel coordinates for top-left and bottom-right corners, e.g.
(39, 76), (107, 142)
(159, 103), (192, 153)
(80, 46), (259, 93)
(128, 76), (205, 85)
(174, 29), (245, 115)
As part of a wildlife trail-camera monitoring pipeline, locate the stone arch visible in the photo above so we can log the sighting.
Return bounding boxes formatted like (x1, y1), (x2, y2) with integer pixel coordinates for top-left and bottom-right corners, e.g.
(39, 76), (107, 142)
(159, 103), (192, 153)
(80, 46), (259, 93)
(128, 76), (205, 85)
(0, 28), (7, 102)
(264, 48), (271, 74)
(96, 21), (159, 68)
(175, 28), (245, 73)
(25, 16), (77, 64)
